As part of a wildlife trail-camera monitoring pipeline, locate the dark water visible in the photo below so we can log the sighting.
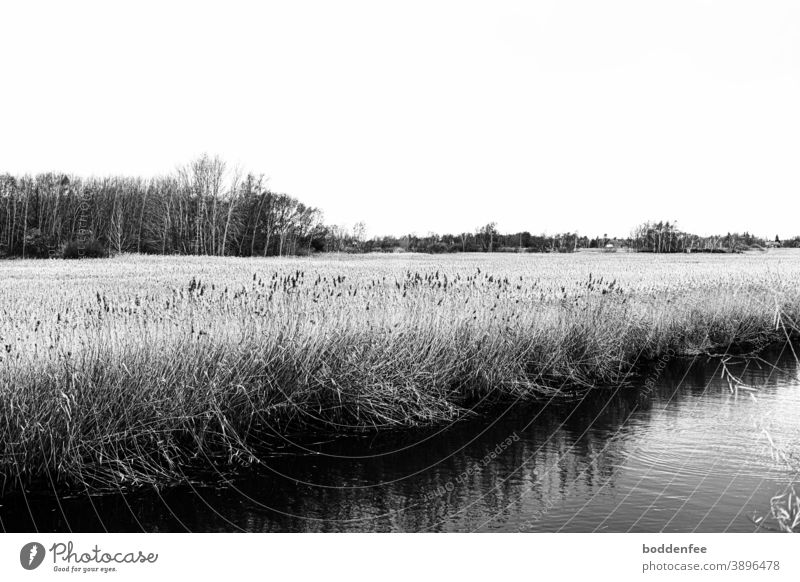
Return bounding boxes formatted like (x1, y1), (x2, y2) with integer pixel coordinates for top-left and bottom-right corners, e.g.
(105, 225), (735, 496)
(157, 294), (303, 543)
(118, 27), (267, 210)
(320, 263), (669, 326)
(2, 347), (799, 533)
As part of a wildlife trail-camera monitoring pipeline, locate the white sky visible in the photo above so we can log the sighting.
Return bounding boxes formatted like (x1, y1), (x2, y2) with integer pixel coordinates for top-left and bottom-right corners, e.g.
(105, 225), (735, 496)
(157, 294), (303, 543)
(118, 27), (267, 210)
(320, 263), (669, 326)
(1, 1), (798, 238)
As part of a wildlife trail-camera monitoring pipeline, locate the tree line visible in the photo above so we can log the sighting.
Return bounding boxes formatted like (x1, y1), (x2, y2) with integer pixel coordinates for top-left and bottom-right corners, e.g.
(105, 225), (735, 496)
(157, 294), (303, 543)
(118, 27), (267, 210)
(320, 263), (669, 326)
(1, 157), (797, 258)
(628, 221), (796, 253)
(0, 155), (330, 258)
(360, 225), (585, 254)
(356, 221), (797, 254)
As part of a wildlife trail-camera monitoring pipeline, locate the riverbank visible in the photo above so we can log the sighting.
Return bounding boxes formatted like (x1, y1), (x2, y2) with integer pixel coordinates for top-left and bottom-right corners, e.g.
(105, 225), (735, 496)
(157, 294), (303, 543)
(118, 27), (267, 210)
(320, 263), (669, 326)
(1, 252), (800, 494)
(3, 344), (798, 532)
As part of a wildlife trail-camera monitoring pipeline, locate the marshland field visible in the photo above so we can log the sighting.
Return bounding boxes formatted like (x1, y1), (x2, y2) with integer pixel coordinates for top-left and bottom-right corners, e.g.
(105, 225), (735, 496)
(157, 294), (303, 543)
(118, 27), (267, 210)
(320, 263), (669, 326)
(1, 250), (799, 502)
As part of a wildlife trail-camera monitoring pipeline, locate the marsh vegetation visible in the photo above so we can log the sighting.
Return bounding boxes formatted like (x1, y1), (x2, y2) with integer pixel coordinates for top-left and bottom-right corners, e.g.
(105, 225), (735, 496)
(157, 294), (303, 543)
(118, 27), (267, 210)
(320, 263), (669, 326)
(1, 251), (799, 494)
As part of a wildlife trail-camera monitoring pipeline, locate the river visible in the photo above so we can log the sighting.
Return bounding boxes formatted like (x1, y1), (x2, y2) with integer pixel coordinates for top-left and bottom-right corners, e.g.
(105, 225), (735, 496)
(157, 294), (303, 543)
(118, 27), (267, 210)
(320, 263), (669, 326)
(2, 346), (798, 532)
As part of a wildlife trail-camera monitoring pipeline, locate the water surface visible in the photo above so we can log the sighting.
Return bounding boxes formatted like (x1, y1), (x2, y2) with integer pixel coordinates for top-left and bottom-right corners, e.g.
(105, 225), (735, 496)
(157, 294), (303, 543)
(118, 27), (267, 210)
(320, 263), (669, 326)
(2, 347), (798, 532)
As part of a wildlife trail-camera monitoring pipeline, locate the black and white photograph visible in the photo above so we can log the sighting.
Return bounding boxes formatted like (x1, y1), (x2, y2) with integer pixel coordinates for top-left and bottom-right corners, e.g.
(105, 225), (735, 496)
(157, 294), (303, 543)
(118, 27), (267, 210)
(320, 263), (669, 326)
(1, 0), (799, 579)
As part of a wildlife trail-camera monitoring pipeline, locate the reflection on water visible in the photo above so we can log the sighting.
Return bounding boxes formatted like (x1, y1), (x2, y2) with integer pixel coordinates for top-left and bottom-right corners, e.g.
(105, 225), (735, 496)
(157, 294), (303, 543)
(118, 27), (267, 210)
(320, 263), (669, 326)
(2, 347), (799, 532)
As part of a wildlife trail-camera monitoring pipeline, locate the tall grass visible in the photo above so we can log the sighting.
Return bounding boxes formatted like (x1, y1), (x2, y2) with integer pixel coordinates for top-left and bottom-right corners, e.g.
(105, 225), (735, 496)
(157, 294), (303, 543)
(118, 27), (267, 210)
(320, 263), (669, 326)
(719, 307), (800, 533)
(1, 251), (799, 493)
(757, 430), (800, 532)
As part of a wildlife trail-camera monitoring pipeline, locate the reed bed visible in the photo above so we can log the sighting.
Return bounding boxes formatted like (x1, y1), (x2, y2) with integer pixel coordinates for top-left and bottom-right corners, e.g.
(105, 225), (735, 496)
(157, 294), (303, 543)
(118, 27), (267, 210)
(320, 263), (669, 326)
(1, 251), (800, 493)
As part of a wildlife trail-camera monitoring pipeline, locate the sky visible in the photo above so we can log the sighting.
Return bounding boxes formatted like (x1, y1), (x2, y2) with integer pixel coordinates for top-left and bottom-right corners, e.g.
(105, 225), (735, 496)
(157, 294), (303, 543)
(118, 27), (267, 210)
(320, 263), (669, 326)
(1, 1), (798, 239)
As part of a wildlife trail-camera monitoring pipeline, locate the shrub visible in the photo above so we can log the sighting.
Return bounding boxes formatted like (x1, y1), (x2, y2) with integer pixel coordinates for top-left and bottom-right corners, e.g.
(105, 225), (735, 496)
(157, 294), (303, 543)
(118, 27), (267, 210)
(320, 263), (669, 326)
(310, 237), (326, 253)
(23, 228), (58, 258)
(61, 238), (108, 259)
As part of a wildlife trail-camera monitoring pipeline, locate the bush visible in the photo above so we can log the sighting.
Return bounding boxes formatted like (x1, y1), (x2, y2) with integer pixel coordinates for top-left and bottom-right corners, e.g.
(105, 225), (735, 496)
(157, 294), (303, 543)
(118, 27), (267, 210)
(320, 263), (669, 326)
(426, 242), (451, 254)
(310, 237), (326, 253)
(23, 228), (58, 258)
(62, 238), (107, 259)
